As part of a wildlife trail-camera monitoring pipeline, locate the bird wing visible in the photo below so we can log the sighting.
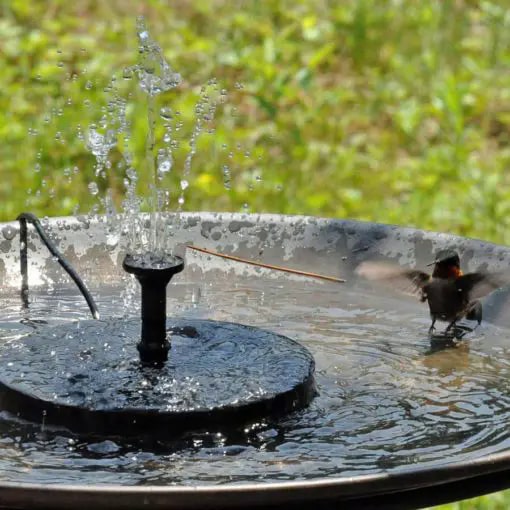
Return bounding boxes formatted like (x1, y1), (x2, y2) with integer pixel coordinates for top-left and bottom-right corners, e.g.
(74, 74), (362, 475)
(456, 272), (510, 301)
(356, 261), (430, 298)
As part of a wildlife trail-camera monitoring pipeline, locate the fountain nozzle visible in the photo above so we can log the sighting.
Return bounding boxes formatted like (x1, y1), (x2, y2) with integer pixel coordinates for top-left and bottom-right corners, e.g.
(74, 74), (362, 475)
(122, 253), (184, 365)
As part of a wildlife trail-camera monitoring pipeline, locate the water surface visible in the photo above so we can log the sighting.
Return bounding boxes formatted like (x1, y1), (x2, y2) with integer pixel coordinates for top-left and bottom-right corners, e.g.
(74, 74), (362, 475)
(0, 272), (509, 486)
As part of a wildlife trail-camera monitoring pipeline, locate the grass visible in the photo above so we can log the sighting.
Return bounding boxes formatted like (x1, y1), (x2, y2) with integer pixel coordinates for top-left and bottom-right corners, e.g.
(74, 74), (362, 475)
(2, 1), (510, 507)
(432, 490), (510, 510)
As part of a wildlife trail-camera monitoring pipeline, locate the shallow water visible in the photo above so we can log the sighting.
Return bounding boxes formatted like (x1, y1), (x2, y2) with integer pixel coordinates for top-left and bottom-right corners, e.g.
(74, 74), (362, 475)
(1, 271), (510, 486)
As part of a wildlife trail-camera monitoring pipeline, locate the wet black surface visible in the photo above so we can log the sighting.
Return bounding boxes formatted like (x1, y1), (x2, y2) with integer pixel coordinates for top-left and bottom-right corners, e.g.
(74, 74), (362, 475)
(0, 318), (315, 436)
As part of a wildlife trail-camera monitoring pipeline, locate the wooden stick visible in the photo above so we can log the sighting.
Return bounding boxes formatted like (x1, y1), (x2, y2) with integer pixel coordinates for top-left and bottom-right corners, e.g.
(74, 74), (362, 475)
(186, 245), (346, 283)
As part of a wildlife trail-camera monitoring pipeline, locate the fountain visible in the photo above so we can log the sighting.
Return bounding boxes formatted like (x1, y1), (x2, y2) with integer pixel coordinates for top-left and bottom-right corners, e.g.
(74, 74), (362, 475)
(0, 21), (316, 436)
(1, 17), (510, 510)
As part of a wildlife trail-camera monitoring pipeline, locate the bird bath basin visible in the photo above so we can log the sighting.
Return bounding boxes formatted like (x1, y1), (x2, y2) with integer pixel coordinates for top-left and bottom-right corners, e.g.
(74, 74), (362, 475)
(1, 212), (510, 509)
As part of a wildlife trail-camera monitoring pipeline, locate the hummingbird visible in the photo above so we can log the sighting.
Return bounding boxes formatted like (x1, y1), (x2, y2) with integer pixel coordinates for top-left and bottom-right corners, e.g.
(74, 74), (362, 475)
(356, 249), (507, 336)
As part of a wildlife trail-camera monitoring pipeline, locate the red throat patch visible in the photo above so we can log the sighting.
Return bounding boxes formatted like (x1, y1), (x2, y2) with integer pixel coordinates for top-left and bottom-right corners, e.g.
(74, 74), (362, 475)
(448, 266), (463, 279)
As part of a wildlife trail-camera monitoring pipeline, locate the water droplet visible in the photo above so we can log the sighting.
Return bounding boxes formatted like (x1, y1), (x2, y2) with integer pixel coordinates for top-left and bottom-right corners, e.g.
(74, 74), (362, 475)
(222, 165), (231, 190)
(126, 167), (137, 180)
(122, 67), (133, 80)
(135, 18), (181, 96)
(192, 287), (201, 306)
(87, 128), (117, 163)
(180, 179), (189, 190)
(157, 152), (173, 176)
(88, 182), (99, 195)
(160, 107), (173, 120)
(2, 226), (16, 241)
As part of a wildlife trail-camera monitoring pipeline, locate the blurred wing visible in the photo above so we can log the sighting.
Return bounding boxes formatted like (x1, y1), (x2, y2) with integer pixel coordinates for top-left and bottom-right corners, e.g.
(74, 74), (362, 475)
(356, 261), (430, 298)
(457, 272), (510, 301)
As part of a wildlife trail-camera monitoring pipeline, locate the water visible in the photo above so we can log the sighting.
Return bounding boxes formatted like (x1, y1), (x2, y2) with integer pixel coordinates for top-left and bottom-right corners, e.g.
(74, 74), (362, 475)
(1, 273), (510, 485)
(28, 17), (252, 264)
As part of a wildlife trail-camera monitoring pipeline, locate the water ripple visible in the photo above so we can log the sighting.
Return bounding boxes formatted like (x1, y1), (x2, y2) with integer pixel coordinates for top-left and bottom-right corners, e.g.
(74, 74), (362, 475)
(0, 277), (510, 484)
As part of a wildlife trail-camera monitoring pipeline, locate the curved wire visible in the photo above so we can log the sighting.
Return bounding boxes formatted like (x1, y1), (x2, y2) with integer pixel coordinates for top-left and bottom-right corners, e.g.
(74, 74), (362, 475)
(17, 212), (100, 320)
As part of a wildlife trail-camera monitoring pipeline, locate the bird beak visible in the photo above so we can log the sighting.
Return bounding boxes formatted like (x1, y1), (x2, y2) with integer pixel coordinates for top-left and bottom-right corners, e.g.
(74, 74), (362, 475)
(426, 259), (438, 267)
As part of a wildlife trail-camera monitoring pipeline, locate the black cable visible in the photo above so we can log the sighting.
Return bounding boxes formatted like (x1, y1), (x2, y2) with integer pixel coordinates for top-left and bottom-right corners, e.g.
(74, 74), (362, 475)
(17, 212), (100, 320)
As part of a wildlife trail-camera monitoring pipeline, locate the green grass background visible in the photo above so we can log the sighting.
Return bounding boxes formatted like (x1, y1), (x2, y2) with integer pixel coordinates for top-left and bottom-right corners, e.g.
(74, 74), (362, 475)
(2, 1), (510, 507)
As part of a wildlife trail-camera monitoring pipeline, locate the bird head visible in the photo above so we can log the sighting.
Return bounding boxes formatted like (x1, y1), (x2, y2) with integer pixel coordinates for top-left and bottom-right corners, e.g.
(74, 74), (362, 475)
(427, 249), (462, 279)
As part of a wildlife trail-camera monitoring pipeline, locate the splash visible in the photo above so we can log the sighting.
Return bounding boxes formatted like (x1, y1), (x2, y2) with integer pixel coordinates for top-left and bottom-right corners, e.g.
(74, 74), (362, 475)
(82, 17), (223, 257)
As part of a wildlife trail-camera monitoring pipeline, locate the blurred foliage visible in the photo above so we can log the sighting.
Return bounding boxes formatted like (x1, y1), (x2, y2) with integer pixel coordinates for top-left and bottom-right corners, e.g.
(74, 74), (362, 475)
(2, 1), (510, 245)
(2, 1), (510, 507)
(432, 489), (510, 510)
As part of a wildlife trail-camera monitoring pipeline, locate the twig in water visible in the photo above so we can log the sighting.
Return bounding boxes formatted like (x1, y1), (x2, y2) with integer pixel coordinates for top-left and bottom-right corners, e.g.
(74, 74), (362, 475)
(186, 245), (346, 283)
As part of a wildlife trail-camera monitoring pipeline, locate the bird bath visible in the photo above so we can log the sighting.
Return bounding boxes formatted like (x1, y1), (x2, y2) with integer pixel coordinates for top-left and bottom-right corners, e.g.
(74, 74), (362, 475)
(4, 15), (510, 509)
(1, 213), (510, 509)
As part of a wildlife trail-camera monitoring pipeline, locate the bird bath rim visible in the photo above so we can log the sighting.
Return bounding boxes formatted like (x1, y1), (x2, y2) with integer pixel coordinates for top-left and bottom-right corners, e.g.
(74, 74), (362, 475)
(0, 448), (510, 509)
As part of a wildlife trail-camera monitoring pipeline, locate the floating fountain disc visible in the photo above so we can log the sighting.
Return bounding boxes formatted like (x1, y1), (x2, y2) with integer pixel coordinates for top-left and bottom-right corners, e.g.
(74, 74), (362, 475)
(0, 318), (316, 437)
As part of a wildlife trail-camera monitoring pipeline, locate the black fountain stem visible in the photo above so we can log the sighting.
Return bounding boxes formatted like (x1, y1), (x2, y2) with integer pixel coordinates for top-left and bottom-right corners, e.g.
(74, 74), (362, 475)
(123, 253), (184, 365)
